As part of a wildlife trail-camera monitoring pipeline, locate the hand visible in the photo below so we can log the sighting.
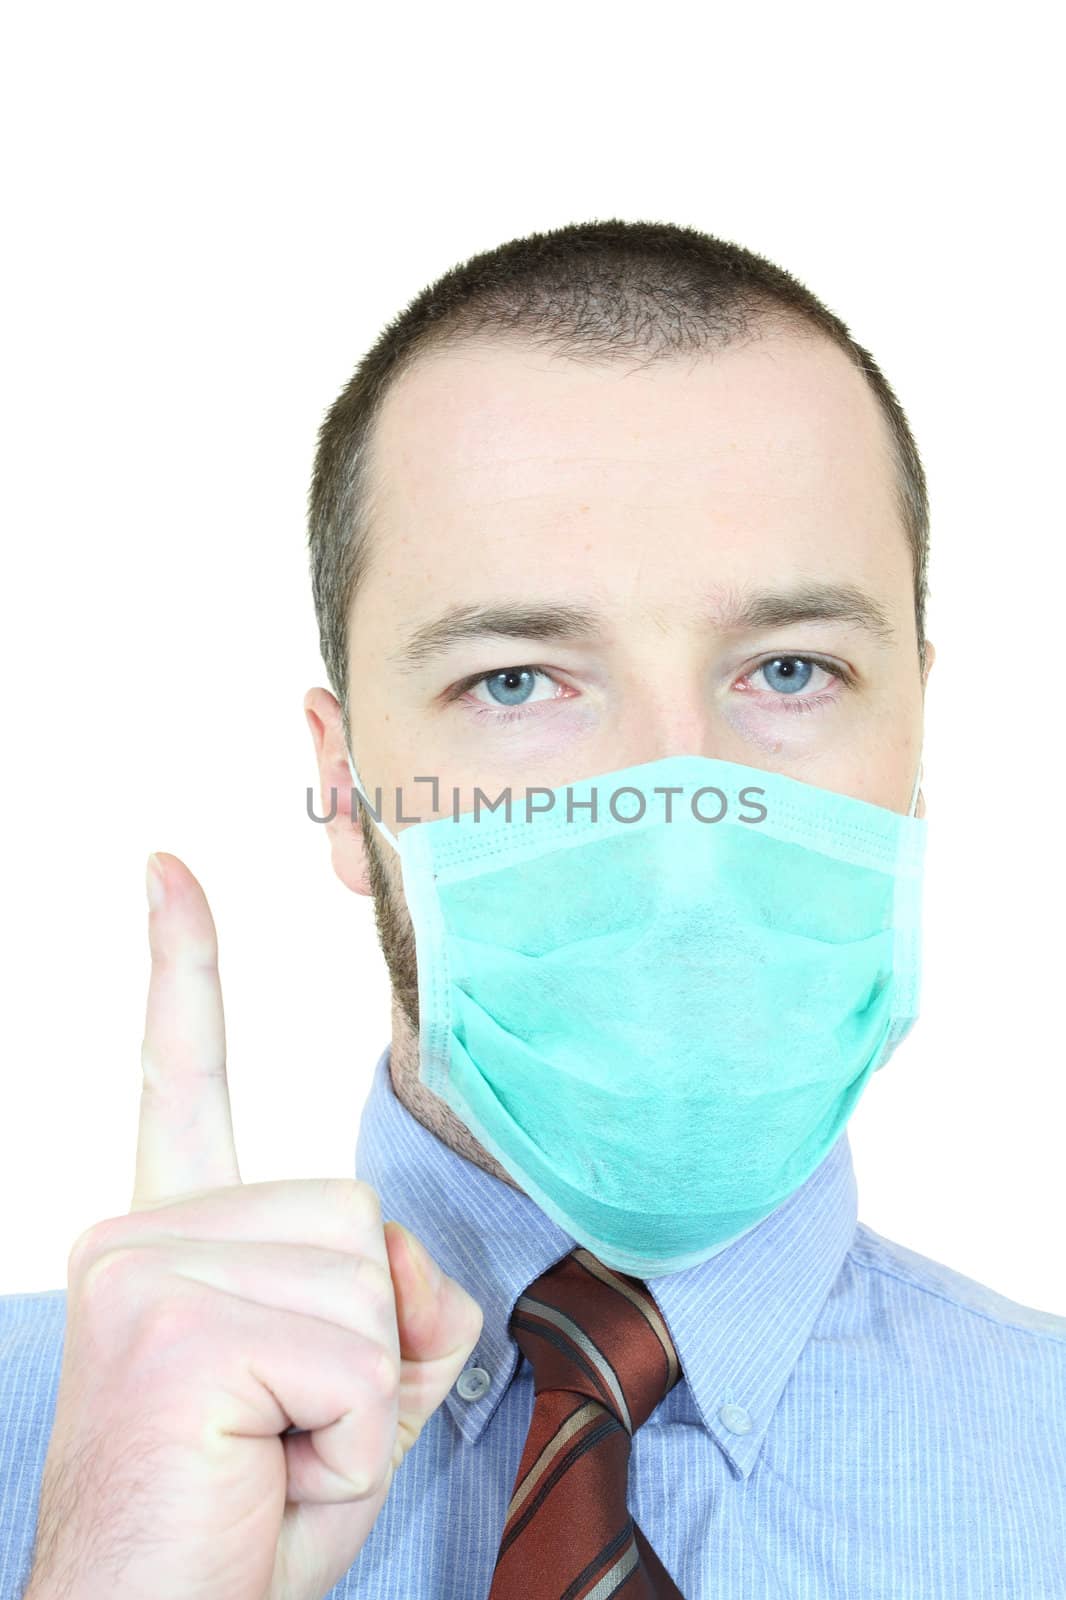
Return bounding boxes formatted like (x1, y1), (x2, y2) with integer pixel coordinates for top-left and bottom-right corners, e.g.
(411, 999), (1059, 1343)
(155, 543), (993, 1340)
(27, 852), (483, 1600)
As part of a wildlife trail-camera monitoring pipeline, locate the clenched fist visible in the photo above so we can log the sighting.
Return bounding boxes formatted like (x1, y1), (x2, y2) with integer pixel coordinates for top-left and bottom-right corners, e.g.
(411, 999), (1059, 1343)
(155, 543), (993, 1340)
(26, 852), (483, 1600)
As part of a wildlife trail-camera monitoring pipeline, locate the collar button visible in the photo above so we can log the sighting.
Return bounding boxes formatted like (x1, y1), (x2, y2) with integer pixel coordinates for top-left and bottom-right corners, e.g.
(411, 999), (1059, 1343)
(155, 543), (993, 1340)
(718, 1402), (753, 1435)
(456, 1365), (491, 1401)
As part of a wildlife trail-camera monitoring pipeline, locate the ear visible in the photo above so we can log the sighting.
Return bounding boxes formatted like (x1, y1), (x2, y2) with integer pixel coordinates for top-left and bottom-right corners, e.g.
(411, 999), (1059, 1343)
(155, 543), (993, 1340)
(921, 638), (936, 689)
(303, 686), (372, 896)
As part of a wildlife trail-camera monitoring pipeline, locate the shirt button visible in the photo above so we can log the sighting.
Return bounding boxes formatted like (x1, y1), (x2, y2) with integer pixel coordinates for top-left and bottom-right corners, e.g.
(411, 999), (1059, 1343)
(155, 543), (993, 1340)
(719, 1403), (753, 1435)
(456, 1365), (491, 1401)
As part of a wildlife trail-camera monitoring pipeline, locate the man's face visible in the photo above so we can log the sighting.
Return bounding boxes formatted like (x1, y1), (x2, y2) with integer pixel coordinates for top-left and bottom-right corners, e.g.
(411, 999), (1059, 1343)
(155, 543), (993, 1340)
(309, 327), (932, 1031)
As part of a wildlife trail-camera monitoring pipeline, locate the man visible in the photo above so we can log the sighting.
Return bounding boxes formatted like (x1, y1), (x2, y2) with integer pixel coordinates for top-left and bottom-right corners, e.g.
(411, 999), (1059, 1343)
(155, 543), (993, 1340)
(2, 219), (1064, 1600)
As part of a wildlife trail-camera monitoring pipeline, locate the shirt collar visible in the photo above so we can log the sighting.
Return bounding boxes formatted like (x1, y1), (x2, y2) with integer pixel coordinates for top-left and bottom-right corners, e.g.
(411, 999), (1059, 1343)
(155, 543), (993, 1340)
(356, 1043), (858, 1478)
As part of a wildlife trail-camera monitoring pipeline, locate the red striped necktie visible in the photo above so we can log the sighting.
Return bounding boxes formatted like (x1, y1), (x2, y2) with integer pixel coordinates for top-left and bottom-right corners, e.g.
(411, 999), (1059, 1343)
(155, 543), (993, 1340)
(487, 1245), (686, 1599)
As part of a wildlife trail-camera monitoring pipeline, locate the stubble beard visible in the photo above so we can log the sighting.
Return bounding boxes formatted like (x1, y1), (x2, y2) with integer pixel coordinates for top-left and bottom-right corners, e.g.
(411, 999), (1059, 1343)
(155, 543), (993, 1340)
(360, 818), (524, 1193)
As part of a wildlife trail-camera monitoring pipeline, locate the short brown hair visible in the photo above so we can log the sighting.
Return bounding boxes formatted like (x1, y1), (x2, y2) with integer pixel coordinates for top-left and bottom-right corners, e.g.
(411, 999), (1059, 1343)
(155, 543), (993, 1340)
(307, 218), (929, 745)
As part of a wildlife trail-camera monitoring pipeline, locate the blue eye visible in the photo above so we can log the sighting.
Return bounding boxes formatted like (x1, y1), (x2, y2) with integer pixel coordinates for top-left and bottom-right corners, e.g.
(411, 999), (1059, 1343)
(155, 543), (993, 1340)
(481, 668), (539, 706)
(758, 656), (816, 694)
(454, 665), (568, 720)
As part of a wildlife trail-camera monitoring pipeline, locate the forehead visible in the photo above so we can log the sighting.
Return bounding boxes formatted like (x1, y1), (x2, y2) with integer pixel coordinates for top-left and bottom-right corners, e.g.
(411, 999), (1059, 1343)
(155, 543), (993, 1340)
(354, 330), (915, 650)
(368, 328), (900, 526)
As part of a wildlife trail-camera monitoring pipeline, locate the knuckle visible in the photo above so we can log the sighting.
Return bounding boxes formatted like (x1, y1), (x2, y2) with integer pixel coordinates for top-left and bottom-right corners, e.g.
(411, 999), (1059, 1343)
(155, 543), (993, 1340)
(78, 1244), (155, 1306)
(344, 1459), (382, 1498)
(375, 1344), (401, 1398)
(322, 1177), (383, 1230)
(352, 1179), (383, 1226)
(67, 1217), (127, 1282)
(67, 1225), (100, 1279)
(134, 1288), (205, 1352)
(356, 1256), (394, 1315)
(77, 1251), (201, 1356)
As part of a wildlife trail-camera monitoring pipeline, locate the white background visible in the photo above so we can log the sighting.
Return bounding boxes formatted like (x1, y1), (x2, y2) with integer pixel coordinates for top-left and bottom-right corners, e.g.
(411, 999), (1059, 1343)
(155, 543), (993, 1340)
(1, 3), (1062, 1311)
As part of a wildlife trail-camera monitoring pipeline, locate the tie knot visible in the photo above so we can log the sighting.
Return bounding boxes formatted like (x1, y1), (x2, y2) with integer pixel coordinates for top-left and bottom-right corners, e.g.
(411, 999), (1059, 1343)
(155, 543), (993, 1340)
(509, 1247), (682, 1435)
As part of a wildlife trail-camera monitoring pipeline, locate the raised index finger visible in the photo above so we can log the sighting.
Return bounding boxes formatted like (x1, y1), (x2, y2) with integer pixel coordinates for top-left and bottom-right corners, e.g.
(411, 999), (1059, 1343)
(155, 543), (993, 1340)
(132, 852), (242, 1211)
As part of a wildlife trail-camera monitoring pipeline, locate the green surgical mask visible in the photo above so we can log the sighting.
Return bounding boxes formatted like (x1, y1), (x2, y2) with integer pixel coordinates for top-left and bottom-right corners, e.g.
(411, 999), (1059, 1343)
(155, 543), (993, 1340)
(348, 751), (925, 1277)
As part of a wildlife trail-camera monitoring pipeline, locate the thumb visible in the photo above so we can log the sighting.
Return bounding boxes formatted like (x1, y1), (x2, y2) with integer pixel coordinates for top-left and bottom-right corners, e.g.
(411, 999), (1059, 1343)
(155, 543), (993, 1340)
(383, 1220), (484, 1454)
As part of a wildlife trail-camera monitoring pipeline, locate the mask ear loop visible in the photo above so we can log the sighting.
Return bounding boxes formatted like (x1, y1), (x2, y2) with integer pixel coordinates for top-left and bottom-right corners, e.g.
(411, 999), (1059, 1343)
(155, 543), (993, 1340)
(907, 750), (924, 819)
(345, 747), (401, 852)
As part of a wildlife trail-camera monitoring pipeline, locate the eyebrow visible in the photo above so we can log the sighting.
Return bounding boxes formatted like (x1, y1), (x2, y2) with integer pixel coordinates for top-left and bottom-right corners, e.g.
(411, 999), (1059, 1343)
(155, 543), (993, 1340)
(390, 581), (896, 670)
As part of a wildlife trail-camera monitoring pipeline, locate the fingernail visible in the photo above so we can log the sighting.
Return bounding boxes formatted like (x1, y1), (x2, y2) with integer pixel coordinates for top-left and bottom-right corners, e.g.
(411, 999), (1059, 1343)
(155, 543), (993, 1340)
(146, 853), (166, 910)
(400, 1223), (442, 1294)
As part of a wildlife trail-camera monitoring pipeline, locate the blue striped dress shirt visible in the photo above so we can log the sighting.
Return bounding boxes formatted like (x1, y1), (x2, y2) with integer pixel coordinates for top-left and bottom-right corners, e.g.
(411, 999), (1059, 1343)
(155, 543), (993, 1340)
(3, 1042), (1065, 1598)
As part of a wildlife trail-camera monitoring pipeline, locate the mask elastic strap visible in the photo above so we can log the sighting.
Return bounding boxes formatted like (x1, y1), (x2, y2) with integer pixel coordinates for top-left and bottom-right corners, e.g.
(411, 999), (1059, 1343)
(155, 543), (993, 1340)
(346, 747), (401, 852)
(907, 749), (923, 819)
